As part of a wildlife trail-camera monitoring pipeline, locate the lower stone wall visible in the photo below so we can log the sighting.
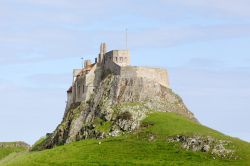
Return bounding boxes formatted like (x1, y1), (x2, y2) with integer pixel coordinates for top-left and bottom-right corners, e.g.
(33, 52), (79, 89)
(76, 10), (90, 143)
(67, 64), (170, 108)
(84, 64), (98, 101)
(120, 66), (170, 88)
(69, 64), (99, 104)
(103, 59), (121, 75)
(104, 62), (169, 88)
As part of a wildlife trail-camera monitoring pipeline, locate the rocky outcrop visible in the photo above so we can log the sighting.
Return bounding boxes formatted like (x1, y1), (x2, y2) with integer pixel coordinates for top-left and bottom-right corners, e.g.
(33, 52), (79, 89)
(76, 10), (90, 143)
(36, 74), (197, 150)
(0, 142), (30, 149)
(168, 135), (238, 159)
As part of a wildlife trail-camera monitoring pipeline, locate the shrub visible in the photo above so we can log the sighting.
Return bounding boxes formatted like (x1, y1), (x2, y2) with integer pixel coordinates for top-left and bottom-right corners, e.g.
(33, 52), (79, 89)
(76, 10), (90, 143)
(117, 111), (132, 121)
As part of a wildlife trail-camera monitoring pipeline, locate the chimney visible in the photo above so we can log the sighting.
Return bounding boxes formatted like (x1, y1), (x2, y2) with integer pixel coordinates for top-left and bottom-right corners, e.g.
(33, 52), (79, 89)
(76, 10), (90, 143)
(98, 42), (107, 65)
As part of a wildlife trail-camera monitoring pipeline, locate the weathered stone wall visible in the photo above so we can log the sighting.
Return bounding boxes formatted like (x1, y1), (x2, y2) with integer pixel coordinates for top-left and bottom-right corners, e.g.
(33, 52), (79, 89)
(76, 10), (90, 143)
(104, 60), (121, 75)
(120, 66), (170, 88)
(68, 56), (170, 109)
(70, 64), (99, 103)
(83, 64), (98, 101)
(103, 62), (169, 88)
(66, 92), (73, 110)
(69, 64), (170, 108)
(111, 50), (130, 67)
(72, 69), (82, 83)
(104, 50), (130, 66)
(74, 75), (85, 103)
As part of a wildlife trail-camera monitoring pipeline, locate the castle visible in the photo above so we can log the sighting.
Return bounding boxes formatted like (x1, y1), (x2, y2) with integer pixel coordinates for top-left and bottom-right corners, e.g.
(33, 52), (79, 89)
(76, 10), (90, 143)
(66, 43), (169, 109)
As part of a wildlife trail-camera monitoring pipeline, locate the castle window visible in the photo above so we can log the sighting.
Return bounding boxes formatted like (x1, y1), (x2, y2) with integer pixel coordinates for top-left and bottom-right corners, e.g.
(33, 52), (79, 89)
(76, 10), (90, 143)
(83, 85), (85, 93)
(115, 57), (118, 62)
(119, 57), (123, 62)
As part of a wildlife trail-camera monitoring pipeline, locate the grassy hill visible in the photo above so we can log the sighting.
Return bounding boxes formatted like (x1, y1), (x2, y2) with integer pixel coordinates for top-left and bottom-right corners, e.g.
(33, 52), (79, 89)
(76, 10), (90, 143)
(0, 142), (29, 161)
(1, 112), (250, 166)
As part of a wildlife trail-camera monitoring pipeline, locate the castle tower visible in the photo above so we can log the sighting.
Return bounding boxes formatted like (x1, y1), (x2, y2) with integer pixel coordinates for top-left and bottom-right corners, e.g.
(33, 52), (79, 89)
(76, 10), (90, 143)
(98, 43), (107, 65)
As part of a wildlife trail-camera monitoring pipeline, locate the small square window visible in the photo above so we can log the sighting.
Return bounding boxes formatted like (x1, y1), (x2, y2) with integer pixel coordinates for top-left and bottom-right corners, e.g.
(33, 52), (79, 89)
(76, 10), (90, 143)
(119, 57), (123, 62)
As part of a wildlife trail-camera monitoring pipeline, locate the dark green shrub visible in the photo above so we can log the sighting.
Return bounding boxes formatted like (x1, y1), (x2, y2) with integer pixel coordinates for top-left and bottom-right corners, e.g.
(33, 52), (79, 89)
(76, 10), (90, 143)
(117, 111), (132, 121)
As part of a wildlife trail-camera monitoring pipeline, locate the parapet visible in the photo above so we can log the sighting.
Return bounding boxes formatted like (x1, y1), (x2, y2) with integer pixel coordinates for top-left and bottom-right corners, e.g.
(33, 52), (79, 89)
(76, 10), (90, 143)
(120, 66), (170, 88)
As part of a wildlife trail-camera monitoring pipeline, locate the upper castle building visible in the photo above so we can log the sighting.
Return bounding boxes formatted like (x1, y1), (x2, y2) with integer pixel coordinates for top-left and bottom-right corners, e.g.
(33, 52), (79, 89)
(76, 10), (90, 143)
(66, 43), (169, 109)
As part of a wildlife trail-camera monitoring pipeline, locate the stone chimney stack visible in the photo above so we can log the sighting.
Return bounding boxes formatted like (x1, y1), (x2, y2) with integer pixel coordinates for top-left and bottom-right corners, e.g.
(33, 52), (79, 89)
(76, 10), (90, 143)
(98, 42), (107, 65)
(103, 43), (107, 54)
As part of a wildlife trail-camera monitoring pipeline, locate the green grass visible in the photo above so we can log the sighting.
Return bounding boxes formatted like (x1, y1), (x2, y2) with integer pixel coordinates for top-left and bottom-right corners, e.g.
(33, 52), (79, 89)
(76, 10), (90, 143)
(1, 112), (250, 166)
(0, 143), (28, 161)
(31, 136), (47, 151)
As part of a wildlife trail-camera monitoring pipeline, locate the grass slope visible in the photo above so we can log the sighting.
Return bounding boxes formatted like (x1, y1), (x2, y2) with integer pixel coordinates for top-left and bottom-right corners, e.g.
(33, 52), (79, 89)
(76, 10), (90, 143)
(1, 112), (250, 166)
(0, 143), (28, 161)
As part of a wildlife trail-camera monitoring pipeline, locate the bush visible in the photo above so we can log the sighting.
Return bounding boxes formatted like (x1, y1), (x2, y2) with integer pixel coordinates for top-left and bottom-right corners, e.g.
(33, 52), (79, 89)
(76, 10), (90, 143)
(117, 111), (132, 121)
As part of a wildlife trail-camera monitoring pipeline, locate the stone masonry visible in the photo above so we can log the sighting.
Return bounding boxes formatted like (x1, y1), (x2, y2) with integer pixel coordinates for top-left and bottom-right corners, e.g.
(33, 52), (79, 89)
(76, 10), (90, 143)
(66, 43), (170, 110)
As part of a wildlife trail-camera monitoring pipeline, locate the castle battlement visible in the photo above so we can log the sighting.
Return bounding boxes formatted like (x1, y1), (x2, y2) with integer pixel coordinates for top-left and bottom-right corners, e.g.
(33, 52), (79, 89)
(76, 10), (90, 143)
(66, 43), (169, 109)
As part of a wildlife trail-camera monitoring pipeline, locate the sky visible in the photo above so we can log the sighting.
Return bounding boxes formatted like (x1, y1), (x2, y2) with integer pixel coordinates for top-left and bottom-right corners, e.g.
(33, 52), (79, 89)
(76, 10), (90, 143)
(0, 0), (250, 144)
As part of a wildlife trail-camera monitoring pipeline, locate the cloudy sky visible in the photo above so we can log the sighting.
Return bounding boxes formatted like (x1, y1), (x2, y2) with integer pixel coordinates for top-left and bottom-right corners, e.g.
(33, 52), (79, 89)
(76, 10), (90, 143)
(0, 0), (250, 144)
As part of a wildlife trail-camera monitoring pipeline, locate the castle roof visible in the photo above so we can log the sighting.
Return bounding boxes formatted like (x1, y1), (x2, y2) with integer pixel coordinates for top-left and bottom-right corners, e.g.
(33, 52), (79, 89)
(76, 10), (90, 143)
(76, 63), (95, 77)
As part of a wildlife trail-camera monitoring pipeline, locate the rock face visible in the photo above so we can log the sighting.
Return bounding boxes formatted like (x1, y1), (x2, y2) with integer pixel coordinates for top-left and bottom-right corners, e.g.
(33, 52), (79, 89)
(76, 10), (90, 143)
(38, 74), (197, 150)
(0, 142), (30, 149)
(168, 135), (238, 159)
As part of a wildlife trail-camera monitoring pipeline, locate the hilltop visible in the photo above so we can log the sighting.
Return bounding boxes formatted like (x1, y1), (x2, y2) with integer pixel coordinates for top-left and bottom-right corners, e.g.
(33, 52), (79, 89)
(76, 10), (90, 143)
(1, 113), (250, 165)
(0, 142), (29, 163)
(33, 73), (196, 150)
(30, 43), (196, 150)
(1, 43), (249, 165)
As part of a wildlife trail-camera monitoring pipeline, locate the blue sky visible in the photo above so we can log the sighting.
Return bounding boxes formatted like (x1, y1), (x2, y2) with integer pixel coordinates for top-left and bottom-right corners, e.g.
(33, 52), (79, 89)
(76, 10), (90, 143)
(0, 0), (250, 144)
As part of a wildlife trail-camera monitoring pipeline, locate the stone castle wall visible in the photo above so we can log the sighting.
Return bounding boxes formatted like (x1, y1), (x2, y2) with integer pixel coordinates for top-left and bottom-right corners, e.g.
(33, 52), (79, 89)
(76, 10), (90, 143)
(103, 61), (169, 87)
(103, 58), (121, 75)
(65, 42), (171, 115)
(119, 66), (170, 88)
(69, 64), (98, 105)
(67, 62), (170, 109)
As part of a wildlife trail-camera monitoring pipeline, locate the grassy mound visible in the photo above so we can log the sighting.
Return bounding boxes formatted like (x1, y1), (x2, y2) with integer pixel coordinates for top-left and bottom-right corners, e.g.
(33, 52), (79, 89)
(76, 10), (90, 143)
(1, 112), (250, 166)
(0, 142), (29, 161)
